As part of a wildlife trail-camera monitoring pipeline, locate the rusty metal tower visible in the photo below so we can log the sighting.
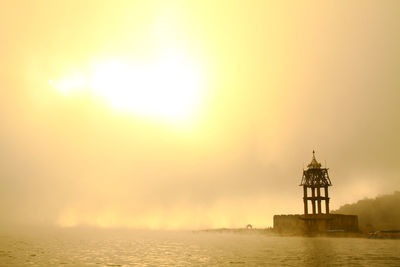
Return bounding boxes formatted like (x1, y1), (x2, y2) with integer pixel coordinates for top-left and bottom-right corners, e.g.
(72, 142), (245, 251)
(300, 151), (332, 215)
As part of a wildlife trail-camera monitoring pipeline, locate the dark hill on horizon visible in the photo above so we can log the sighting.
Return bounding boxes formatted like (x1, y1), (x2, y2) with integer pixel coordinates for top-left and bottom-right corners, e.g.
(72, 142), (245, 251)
(333, 191), (400, 233)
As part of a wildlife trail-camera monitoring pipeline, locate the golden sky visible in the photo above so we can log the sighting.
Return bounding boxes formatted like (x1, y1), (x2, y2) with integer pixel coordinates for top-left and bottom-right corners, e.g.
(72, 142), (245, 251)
(0, 0), (399, 229)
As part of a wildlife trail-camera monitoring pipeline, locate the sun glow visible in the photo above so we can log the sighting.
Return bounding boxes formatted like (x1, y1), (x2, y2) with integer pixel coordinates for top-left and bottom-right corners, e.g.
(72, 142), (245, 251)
(50, 53), (204, 123)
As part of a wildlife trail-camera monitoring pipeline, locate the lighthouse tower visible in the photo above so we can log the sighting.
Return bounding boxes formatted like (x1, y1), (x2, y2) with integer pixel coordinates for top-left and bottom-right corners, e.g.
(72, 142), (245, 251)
(273, 151), (359, 234)
(300, 151), (332, 215)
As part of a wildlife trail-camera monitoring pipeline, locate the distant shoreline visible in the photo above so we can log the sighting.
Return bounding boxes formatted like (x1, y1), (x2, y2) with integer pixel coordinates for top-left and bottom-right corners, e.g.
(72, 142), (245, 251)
(197, 228), (372, 238)
(198, 228), (274, 235)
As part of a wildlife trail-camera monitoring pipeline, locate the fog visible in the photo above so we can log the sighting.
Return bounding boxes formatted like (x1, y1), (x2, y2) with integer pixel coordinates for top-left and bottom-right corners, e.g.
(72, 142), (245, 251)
(334, 191), (400, 232)
(0, 1), (399, 229)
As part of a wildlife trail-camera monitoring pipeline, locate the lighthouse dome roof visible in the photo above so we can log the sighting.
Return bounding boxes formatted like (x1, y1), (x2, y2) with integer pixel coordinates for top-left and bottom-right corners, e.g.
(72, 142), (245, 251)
(307, 150), (322, 169)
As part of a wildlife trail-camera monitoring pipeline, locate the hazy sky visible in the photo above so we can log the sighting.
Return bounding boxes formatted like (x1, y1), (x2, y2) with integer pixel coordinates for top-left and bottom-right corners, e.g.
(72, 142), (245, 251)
(1, 0), (399, 229)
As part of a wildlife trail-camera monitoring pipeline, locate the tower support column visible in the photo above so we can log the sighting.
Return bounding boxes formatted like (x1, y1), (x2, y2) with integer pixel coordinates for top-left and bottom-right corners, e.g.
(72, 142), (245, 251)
(324, 186), (330, 214)
(311, 187), (316, 214)
(317, 187), (322, 214)
(303, 185), (308, 215)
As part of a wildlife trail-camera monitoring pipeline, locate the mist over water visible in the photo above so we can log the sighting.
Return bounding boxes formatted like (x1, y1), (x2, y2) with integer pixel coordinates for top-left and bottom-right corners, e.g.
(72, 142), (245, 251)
(334, 191), (400, 232)
(1, 228), (399, 266)
(1, 0), (400, 230)
(1, 2), (400, 266)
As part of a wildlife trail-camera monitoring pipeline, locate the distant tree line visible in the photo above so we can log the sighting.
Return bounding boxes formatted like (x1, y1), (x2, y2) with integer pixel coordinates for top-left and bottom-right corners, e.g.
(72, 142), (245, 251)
(333, 191), (400, 233)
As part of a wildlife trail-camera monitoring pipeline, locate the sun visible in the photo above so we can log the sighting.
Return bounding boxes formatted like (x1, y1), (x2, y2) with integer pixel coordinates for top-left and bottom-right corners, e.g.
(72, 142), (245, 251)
(50, 53), (204, 123)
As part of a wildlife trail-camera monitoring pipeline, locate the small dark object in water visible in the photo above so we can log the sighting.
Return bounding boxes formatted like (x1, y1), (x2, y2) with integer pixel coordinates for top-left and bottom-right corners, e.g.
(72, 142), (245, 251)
(369, 230), (400, 239)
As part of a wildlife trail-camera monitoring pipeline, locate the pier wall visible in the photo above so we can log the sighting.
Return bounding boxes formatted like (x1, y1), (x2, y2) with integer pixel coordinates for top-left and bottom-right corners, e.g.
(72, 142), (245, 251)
(273, 214), (359, 234)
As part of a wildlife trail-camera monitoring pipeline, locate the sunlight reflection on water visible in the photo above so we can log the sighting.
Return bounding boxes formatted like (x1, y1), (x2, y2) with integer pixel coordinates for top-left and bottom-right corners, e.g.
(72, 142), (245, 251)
(0, 229), (399, 266)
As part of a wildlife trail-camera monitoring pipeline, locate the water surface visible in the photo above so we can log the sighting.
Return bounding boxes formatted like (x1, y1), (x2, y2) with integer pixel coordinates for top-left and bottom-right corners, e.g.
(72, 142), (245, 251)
(0, 228), (399, 266)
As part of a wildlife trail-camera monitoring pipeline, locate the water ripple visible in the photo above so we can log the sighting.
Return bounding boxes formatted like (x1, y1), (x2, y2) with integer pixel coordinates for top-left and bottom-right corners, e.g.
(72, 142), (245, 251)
(0, 230), (399, 266)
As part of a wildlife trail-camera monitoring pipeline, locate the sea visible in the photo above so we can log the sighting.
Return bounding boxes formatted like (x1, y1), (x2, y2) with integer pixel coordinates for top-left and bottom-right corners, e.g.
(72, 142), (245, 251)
(0, 227), (399, 266)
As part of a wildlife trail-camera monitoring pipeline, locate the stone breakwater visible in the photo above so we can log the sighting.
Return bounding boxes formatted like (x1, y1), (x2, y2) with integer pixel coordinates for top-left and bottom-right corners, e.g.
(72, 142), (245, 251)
(273, 214), (359, 235)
